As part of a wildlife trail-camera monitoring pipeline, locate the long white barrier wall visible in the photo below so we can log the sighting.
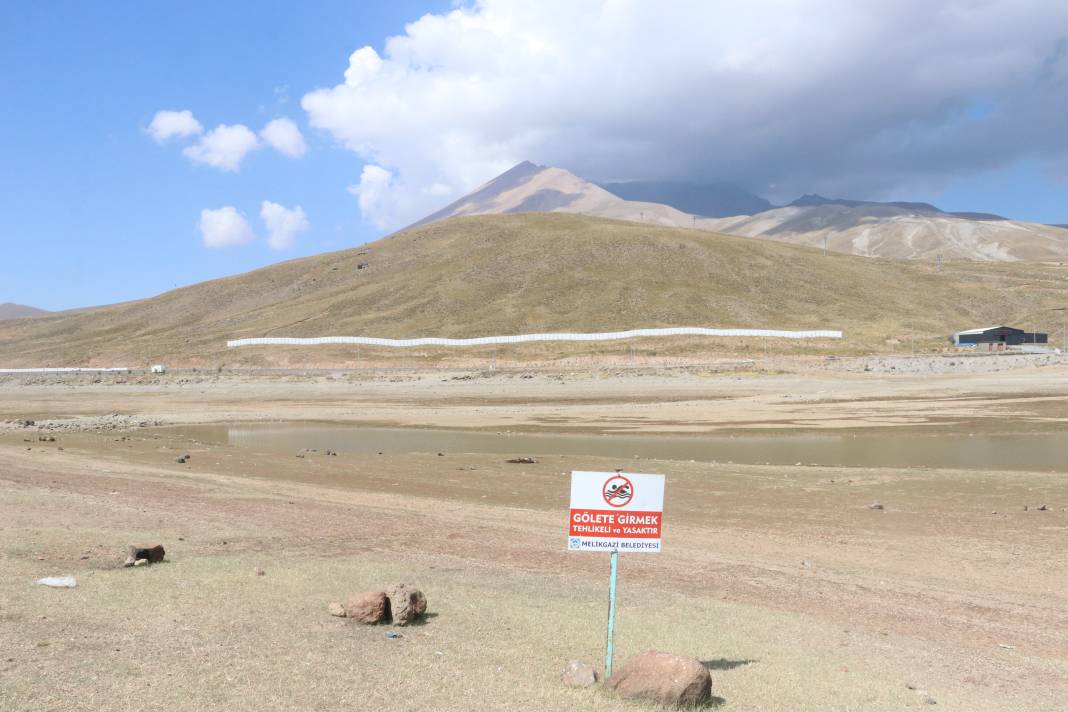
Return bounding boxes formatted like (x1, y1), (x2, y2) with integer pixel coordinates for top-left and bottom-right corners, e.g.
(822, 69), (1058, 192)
(0, 367), (130, 374)
(228, 327), (842, 349)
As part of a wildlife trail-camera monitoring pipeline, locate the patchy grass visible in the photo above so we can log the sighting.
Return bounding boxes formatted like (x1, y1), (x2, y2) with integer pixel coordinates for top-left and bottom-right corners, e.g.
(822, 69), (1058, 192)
(4, 213), (1068, 367)
(2, 440), (1065, 712)
(0, 539), (931, 712)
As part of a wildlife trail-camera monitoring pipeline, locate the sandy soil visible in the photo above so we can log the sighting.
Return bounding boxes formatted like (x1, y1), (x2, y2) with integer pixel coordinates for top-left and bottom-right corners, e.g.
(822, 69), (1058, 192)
(2, 365), (1066, 711)
(5, 359), (1068, 435)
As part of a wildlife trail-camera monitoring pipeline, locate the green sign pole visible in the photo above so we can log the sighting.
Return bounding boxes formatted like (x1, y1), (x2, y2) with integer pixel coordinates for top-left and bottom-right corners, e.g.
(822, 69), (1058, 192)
(605, 548), (619, 677)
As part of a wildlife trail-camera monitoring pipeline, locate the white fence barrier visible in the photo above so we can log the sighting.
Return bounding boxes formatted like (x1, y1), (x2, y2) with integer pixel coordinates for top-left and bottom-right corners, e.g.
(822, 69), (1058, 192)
(0, 367), (130, 374)
(228, 327), (842, 349)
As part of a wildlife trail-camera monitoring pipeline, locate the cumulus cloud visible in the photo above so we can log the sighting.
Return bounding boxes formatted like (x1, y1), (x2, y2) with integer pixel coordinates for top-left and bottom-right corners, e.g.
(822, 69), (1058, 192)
(198, 206), (255, 248)
(260, 118), (307, 158)
(260, 200), (309, 249)
(183, 124), (260, 171)
(302, 0), (1068, 227)
(146, 110), (202, 143)
(346, 165), (400, 228)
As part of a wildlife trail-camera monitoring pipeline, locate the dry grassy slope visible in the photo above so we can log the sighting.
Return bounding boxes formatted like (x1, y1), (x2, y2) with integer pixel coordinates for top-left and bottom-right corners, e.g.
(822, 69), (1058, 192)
(0, 303), (49, 319)
(2, 213), (1067, 366)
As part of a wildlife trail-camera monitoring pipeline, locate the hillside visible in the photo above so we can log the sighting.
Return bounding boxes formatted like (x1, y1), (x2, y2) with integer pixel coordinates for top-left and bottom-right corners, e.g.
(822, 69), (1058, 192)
(702, 204), (1068, 261)
(2, 213), (1068, 367)
(0, 303), (50, 320)
(413, 162), (1068, 261)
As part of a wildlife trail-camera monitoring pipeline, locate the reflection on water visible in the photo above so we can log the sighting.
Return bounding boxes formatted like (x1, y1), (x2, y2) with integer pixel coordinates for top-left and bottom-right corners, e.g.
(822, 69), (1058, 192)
(165, 423), (1068, 473)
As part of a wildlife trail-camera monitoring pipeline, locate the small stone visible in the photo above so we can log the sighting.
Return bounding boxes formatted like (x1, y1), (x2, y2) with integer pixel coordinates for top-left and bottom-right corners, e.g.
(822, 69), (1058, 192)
(175, 456), (187, 464)
(385, 583), (427, 626)
(124, 544), (165, 567)
(561, 660), (598, 688)
(327, 602), (347, 617)
(345, 591), (388, 624)
(133, 559), (148, 567)
(924, 696), (938, 705)
(1036, 504), (1049, 511)
(254, 567), (266, 576)
(869, 502), (885, 510)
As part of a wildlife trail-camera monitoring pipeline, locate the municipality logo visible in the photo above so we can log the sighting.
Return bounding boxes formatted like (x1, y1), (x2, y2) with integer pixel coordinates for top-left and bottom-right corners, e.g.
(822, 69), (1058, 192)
(569, 537), (582, 549)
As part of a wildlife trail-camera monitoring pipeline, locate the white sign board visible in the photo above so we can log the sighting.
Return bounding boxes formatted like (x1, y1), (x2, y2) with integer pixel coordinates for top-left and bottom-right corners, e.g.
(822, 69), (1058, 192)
(568, 471), (665, 553)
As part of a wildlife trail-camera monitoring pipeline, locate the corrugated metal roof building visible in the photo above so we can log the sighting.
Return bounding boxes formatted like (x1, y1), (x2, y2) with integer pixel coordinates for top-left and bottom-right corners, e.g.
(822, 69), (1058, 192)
(952, 325), (1047, 346)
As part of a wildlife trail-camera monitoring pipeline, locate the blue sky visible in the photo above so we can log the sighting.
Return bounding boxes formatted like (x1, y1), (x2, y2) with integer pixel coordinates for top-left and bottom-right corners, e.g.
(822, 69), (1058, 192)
(0, 1), (448, 310)
(1, 1), (1066, 311)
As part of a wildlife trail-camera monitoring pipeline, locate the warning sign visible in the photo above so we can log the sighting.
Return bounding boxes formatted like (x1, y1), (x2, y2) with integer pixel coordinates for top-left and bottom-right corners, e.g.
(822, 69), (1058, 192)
(568, 471), (665, 553)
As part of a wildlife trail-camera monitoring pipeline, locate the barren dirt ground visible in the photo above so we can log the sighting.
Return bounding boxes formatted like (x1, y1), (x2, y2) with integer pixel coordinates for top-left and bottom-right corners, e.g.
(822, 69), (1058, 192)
(1, 365), (1066, 711)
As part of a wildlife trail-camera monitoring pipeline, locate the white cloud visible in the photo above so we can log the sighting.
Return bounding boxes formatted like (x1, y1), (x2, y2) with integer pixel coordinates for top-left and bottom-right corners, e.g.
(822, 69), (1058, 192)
(183, 124), (260, 171)
(302, 0), (1068, 227)
(260, 200), (309, 249)
(347, 165), (404, 229)
(260, 118), (306, 158)
(146, 110), (203, 143)
(198, 206), (255, 248)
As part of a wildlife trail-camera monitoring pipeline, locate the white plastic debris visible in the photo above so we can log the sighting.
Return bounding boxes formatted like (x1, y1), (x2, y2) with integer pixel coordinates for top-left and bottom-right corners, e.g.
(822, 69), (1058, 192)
(36, 576), (76, 588)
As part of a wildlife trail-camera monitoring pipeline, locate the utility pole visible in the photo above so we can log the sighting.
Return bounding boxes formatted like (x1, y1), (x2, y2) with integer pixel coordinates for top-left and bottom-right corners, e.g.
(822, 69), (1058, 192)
(823, 235), (828, 256)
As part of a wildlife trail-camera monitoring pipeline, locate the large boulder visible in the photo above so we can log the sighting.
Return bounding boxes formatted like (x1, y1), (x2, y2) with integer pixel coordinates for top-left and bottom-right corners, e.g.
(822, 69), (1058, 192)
(344, 591), (388, 624)
(561, 660), (598, 688)
(385, 583), (427, 626)
(606, 651), (712, 705)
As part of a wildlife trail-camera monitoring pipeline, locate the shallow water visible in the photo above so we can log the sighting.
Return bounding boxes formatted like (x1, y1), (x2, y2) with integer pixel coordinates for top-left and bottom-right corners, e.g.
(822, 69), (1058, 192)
(166, 423), (1068, 473)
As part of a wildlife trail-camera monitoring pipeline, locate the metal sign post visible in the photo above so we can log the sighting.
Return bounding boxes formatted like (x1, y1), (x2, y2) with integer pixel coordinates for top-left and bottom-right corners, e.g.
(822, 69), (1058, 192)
(568, 471), (665, 679)
(606, 549), (619, 676)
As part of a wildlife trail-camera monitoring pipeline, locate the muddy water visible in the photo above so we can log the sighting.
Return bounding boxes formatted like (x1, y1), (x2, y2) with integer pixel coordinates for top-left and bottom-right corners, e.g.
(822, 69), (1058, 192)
(167, 423), (1068, 472)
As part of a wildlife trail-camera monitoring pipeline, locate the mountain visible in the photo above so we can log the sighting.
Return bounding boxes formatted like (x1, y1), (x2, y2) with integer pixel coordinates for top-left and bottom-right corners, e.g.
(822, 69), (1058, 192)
(702, 202), (1068, 261)
(407, 161), (697, 230)
(599, 180), (773, 217)
(413, 162), (1068, 261)
(2, 213), (1067, 368)
(788, 194), (942, 214)
(0, 303), (49, 320)
(786, 195), (1009, 222)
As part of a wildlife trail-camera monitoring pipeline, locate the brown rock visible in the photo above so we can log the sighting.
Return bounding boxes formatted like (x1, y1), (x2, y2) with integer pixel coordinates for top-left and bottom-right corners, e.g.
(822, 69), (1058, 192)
(606, 651), (712, 705)
(385, 583), (427, 626)
(124, 544), (165, 567)
(345, 591), (388, 624)
(561, 660), (598, 688)
(327, 601), (347, 617)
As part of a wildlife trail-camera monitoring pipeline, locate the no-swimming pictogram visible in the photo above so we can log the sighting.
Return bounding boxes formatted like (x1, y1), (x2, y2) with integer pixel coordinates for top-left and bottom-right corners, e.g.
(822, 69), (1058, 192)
(602, 475), (634, 507)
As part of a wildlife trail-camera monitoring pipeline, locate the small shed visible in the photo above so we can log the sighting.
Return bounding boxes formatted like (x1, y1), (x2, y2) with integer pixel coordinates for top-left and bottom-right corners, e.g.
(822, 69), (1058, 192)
(150, 364), (167, 374)
(952, 326), (1047, 346)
